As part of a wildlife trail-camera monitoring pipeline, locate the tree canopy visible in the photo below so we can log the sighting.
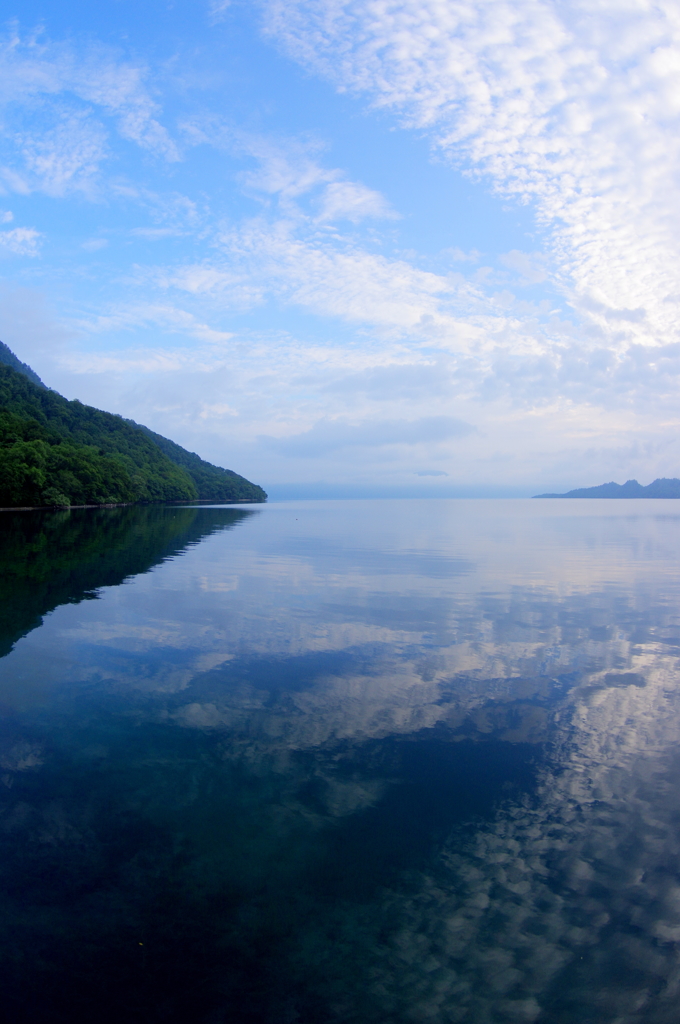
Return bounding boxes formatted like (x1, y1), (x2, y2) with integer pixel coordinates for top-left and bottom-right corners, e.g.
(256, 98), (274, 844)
(0, 358), (266, 508)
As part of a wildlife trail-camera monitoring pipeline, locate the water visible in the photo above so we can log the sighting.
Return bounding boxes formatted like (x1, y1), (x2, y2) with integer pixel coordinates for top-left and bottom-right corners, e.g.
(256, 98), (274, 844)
(1, 499), (680, 1023)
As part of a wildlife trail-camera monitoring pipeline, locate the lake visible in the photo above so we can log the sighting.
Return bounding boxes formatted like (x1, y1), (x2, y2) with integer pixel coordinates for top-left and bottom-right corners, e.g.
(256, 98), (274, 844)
(1, 498), (680, 1023)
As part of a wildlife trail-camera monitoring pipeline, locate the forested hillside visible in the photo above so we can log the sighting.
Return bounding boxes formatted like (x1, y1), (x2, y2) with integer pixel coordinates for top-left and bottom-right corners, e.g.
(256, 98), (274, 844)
(132, 421), (266, 502)
(0, 348), (266, 507)
(0, 340), (46, 388)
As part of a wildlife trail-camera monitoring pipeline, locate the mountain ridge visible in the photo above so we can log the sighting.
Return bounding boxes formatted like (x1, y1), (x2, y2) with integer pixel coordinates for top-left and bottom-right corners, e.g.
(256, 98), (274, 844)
(0, 340), (47, 389)
(534, 478), (680, 498)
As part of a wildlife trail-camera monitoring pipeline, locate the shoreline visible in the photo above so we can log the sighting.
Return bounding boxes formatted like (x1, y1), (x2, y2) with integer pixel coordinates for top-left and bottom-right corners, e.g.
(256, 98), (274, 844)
(0, 498), (263, 512)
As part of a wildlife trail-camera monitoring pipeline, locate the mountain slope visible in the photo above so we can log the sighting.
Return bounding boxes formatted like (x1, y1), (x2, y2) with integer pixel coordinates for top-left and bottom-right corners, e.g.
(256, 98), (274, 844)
(534, 478), (680, 498)
(132, 422), (266, 502)
(0, 341), (46, 389)
(0, 345), (266, 507)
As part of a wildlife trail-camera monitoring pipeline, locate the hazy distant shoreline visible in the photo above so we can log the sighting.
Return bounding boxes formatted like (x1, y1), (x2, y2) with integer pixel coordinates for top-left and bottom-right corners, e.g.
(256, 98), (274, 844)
(534, 478), (680, 498)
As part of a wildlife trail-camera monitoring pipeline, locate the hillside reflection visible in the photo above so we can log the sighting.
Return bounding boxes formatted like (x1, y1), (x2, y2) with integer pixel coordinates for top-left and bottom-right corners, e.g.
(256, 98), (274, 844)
(1, 500), (679, 1023)
(0, 505), (256, 659)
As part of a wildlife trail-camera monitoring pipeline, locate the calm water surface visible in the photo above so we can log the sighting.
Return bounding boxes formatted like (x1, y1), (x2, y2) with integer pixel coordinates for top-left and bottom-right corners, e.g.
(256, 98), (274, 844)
(1, 499), (680, 1023)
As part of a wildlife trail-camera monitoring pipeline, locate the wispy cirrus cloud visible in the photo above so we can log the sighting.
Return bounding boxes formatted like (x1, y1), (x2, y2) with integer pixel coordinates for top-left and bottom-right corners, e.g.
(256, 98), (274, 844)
(0, 26), (179, 196)
(163, 216), (496, 342)
(262, 0), (680, 350)
(183, 126), (399, 224)
(207, 0), (232, 23)
(13, 110), (108, 197)
(71, 302), (233, 345)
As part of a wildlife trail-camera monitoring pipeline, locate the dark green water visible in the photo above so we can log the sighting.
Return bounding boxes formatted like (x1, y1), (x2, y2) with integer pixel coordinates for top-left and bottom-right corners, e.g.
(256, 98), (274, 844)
(1, 499), (680, 1023)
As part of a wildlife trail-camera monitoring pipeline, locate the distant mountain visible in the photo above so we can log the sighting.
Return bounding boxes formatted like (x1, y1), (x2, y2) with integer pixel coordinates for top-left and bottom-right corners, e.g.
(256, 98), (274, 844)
(534, 478), (680, 498)
(0, 343), (266, 508)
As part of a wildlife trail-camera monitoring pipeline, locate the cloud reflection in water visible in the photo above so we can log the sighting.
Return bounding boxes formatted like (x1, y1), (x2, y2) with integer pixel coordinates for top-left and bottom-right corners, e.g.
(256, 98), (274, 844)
(1, 499), (679, 1022)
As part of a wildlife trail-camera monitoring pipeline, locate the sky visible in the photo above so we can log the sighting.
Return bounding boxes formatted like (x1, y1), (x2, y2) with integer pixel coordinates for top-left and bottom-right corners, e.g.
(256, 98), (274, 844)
(0, 0), (679, 498)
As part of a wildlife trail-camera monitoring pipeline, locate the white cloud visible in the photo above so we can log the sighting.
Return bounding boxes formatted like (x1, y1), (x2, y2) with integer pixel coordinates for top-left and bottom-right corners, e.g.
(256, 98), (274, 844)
(238, 136), (338, 200)
(0, 225), (40, 255)
(223, 132), (398, 222)
(316, 179), (397, 222)
(81, 237), (108, 251)
(119, 188), (200, 236)
(225, 220), (455, 328)
(0, 165), (29, 194)
(208, 0), (232, 22)
(16, 109), (108, 196)
(167, 217), (494, 342)
(139, 199), (680, 450)
(60, 349), (202, 376)
(0, 27), (179, 196)
(71, 302), (234, 346)
(262, 0), (680, 350)
(197, 401), (238, 419)
(130, 227), (184, 240)
(499, 250), (547, 286)
(445, 247), (481, 264)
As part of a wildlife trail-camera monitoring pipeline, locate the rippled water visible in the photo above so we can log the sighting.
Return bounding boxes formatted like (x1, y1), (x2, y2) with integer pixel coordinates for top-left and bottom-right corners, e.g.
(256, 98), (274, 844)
(2, 499), (680, 1023)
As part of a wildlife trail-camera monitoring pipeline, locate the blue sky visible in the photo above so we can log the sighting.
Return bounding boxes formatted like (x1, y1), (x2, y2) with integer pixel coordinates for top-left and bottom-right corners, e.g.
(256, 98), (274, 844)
(1, 0), (679, 497)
